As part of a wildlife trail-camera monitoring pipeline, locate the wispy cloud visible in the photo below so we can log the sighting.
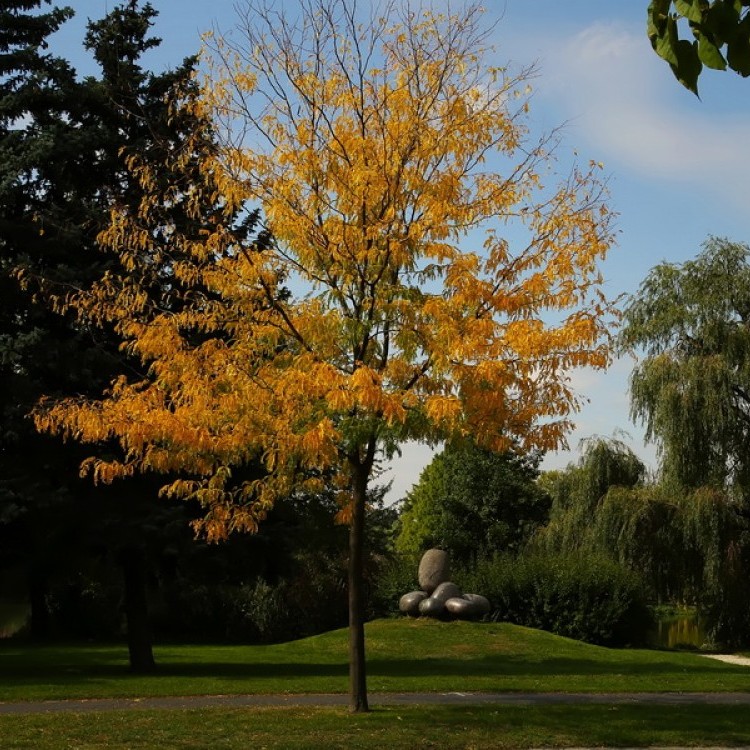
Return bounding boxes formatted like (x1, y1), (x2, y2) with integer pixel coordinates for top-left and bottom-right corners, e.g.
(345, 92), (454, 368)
(526, 21), (750, 207)
(541, 356), (658, 472)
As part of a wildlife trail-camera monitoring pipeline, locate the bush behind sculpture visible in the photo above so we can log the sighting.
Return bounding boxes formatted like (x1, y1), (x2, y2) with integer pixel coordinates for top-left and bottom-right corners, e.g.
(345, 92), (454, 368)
(369, 553), (420, 617)
(459, 551), (652, 646)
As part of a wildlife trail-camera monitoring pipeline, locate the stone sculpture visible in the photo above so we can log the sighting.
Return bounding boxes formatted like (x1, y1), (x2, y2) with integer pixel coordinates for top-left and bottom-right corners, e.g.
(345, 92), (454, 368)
(417, 548), (450, 593)
(398, 548), (491, 621)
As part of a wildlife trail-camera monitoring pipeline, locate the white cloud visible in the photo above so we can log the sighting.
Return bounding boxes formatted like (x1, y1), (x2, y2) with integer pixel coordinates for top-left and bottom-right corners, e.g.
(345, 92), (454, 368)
(531, 22), (750, 208)
(382, 440), (437, 505)
(541, 356), (658, 473)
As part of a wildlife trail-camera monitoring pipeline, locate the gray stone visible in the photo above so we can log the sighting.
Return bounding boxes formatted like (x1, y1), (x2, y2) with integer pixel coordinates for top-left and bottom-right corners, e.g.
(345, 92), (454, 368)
(430, 581), (463, 604)
(462, 593), (491, 616)
(418, 596), (446, 618)
(418, 549), (451, 594)
(399, 591), (428, 617)
(445, 597), (480, 619)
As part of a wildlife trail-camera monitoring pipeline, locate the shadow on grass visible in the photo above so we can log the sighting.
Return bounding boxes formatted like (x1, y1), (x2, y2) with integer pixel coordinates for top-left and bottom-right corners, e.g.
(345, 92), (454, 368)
(1, 704), (749, 750)
(0, 651), (742, 685)
(369, 653), (744, 679)
(368, 704), (750, 747)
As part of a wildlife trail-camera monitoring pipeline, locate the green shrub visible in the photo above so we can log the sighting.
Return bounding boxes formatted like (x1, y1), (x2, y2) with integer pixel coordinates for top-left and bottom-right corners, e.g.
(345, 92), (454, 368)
(459, 551), (653, 646)
(44, 573), (123, 639)
(368, 552), (420, 618)
(227, 579), (294, 642)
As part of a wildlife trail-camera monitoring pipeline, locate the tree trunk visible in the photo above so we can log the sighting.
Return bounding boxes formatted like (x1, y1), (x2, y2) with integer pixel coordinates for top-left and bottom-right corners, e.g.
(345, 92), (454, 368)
(348, 461), (369, 712)
(120, 545), (156, 673)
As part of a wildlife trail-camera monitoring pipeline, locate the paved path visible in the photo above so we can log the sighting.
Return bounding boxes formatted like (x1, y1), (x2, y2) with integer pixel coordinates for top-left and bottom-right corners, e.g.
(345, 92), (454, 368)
(705, 653), (750, 667)
(4, 691), (750, 715)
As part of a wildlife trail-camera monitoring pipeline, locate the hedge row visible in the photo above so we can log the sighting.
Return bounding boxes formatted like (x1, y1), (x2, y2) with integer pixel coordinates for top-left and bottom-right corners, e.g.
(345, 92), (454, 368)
(458, 551), (653, 646)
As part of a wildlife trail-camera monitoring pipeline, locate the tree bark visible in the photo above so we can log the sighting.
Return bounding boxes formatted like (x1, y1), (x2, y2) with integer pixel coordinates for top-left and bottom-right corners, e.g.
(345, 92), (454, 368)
(348, 460), (369, 712)
(120, 545), (156, 673)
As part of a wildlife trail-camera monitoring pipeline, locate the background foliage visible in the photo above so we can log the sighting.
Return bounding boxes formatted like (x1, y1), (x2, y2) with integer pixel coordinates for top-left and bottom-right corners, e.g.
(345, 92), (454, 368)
(396, 440), (550, 565)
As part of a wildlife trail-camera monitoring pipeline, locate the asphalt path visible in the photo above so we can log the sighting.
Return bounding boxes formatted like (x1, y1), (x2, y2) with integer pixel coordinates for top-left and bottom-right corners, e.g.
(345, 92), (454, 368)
(4, 691), (750, 715)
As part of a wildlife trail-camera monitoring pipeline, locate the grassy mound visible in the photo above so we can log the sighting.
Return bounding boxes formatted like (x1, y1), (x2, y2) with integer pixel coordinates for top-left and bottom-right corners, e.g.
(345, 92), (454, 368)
(1, 618), (747, 702)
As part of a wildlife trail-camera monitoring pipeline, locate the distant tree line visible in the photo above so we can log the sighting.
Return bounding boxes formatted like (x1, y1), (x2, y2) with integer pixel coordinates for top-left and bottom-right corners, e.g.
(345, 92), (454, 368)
(395, 238), (750, 647)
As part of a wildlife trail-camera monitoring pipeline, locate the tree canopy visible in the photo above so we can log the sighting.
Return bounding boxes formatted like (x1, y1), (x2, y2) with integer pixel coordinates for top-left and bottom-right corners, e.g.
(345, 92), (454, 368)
(0, 0), (235, 669)
(648, 0), (750, 94)
(620, 237), (750, 497)
(396, 441), (550, 564)
(35, 0), (617, 711)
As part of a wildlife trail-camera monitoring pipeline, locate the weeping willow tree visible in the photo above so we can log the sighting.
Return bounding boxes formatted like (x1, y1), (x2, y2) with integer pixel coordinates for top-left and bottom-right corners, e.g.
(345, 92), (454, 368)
(537, 435), (647, 554)
(565, 440), (676, 596)
(537, 437), (656, 573)
(594, 485), (746, 612)
(536, 437), (750, 644)
(620, 238), (750, 498)
(617, 238), (750, 643)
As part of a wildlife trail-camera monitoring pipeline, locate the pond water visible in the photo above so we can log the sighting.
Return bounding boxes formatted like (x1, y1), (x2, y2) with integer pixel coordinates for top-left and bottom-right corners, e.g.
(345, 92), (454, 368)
(650, 614), (707, 650)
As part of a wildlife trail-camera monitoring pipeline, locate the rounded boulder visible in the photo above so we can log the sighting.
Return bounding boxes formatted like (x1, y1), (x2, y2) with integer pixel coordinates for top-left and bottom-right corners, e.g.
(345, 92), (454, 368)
(430, 581), (463, 604)
(418, 596), (446, 618)
(399, 590), (428, 617)
(418, 548), (451, 594)
(462, 593), (491, 617)
(445, 597), (479, 620)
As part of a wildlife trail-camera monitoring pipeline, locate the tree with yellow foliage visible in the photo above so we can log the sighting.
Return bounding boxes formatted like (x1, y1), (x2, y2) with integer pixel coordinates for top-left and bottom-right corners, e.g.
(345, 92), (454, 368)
(36, 0), (616, 711)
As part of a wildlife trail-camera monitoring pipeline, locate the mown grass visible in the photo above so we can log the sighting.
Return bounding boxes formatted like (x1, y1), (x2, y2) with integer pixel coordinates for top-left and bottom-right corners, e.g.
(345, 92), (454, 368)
(2, 619), (749, 703)
(3, 704), (750, 750)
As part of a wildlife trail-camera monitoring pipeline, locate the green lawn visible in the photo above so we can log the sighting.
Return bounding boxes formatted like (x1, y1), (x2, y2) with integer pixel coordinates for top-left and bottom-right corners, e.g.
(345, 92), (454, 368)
(3, 619), (750, 749)
(3, 705), (750, 750)
(1, 618), (748, 703)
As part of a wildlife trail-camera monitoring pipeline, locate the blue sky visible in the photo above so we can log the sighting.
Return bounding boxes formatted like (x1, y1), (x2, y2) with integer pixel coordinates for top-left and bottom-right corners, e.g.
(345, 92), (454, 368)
(50, 1), (750, 499)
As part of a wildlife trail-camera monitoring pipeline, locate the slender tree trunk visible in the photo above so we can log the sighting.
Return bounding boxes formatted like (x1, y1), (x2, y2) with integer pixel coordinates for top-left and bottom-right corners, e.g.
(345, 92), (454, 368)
(348, 461), (369, 712)
(120, 545), (156, 673)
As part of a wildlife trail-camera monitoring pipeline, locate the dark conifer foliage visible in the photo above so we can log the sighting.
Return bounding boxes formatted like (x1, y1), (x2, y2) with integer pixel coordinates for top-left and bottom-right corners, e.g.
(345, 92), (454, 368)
(0, 1), (218, 668)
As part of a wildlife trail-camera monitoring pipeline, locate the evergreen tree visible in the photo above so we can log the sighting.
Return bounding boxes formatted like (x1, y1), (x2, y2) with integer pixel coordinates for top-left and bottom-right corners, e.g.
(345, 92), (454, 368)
(0, 1), (246, 668)
(0, 0), (82, 640)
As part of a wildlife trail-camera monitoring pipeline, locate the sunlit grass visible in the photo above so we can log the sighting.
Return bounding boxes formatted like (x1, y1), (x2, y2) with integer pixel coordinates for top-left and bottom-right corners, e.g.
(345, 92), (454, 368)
(3, 704), (750, 750)
(2, 619), (748, 703)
